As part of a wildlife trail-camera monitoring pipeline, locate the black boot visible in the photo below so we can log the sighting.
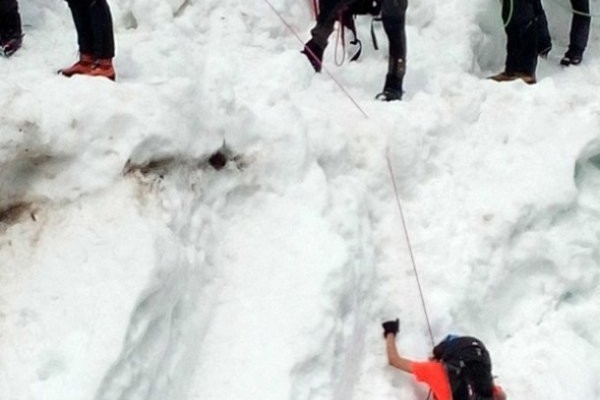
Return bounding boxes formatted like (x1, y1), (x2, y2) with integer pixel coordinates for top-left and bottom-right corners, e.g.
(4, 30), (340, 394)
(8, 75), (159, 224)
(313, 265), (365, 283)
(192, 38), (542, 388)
(560, 46), (583, 66)
(376, 58), (405, 101)
(301, 39), (324, 72)
(0, 30), (22, 57)
(0, 1), (23, 57)
(538, 40), (552, 58)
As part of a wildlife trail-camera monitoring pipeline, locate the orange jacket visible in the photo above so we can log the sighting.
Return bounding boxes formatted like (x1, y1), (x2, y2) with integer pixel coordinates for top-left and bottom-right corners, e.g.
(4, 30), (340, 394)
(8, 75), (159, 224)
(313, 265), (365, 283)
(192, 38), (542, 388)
(411, 361), (452, 400)
(411, 361), (504, 400)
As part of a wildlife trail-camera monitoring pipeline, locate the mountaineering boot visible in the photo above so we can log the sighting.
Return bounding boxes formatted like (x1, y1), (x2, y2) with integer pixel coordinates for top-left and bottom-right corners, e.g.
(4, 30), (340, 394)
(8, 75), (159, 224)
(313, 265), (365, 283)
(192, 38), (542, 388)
(0, 32), (23, 57)
(87, 58), (116, 81)
(560, 54), (582, 66)
(560, 44), (584, 66)
(301, 38), (324, 72)
(376, 57), (405, 101)
(59, 53), (94, 77)
(489, 71), (536, 84)
(538, 41), (552, 59)
(376, 74), (403, 101)
(560, 49), (583, 66)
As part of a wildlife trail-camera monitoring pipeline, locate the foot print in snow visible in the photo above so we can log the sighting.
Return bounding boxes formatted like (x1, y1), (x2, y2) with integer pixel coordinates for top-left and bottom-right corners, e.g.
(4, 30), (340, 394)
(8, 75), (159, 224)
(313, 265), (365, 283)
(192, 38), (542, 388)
(36, 358), (65, 381)
(206, 147), (245, 171)
(124, 147), (246, 178)
(0, 202), (35, 232)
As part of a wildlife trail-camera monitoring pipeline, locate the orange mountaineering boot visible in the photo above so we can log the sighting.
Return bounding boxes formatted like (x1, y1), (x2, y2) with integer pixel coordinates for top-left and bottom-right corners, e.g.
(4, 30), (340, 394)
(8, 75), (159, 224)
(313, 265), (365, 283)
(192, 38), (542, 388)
(59, 53), (94, 77)
(87, 58), (116, 81)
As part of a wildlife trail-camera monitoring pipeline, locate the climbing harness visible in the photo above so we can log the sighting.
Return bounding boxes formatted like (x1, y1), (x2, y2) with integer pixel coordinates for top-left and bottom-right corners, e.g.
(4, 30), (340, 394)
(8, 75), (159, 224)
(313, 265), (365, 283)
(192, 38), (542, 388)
(385, 154), (435, 348)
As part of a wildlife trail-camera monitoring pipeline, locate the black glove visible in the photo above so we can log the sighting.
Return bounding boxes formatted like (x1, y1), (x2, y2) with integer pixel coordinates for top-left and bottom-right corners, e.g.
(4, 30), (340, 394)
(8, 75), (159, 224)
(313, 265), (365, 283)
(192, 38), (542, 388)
(382, 318), (399, 338)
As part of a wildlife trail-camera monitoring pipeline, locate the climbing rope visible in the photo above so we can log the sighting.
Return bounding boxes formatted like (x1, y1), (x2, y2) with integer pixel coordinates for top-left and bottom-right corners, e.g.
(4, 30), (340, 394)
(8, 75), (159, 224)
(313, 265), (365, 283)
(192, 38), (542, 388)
(385, 154), (436, 348)
(263, 0), (435, 347)
(264, 1), (438, 398)
(334, 12), (348, 66)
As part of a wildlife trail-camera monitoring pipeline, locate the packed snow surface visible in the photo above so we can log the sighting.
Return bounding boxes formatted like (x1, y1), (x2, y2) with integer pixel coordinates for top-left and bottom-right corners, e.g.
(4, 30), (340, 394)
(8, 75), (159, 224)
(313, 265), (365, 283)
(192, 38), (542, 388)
(1, 0), (600, 399)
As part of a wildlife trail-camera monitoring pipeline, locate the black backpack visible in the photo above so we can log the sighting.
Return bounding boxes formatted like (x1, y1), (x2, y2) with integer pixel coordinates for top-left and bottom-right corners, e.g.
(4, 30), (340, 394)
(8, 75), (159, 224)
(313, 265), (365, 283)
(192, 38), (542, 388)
(432, 335), (495, 400)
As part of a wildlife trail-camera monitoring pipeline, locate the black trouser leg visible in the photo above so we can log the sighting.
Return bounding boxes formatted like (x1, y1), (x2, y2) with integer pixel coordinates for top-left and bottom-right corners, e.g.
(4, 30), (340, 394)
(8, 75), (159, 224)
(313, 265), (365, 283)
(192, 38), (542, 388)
(506, 22), (538, 75)
(66, 0), (114, 58)
(381, 0), (407, 77)
(503, 0), (538, 75)
(0, 0), (22, 37)
(309, 17), (335, 49)
(0, 0), (18, 14)
(66, 0), (94, 55)
(311, 0), (358, 48)
(568, 0), (590, 56)
(377, 0), (407, 98)
(533, 0), (551, 52)
(89, 0), (114, 58)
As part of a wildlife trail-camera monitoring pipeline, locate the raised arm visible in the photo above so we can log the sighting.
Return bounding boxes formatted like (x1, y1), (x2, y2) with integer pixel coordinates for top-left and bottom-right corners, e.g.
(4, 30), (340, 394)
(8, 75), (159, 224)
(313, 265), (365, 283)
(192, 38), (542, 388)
(385, 333), (414, 372)
(382, 319), (414, 373)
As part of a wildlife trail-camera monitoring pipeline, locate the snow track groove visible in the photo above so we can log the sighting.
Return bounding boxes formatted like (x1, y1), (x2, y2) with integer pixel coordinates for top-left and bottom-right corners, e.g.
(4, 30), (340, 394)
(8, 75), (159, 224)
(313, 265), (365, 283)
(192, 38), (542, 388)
(94, 161), (239, 400)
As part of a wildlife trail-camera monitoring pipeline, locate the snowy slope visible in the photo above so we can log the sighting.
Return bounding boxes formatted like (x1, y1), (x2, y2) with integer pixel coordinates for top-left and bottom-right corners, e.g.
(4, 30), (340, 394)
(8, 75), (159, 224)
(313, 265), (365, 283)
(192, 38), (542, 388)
(1, 0), (599, 399)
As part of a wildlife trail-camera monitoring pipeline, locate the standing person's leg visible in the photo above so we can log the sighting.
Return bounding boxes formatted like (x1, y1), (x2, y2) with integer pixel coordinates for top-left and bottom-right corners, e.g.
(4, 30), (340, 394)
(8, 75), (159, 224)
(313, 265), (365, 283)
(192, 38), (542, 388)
(60, 0), (95, 76)
(496, 0), (521, 76)
(377, 0), (407, 101)
(0, 0), (21, 36)
(61, 0), (115, 80)
(533, 0), (552, 57)
(311, 0), (342, 47)
(88, 0), (114, 59)
(67, 0), (95, 55)
(0, 0), (23, 56)
(492, 0), (537, 83)
(518, 12), (539, 77)
(302, 0), (358, 71)
(87, 0), (116, 80)
(561, 0), (590, 64)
